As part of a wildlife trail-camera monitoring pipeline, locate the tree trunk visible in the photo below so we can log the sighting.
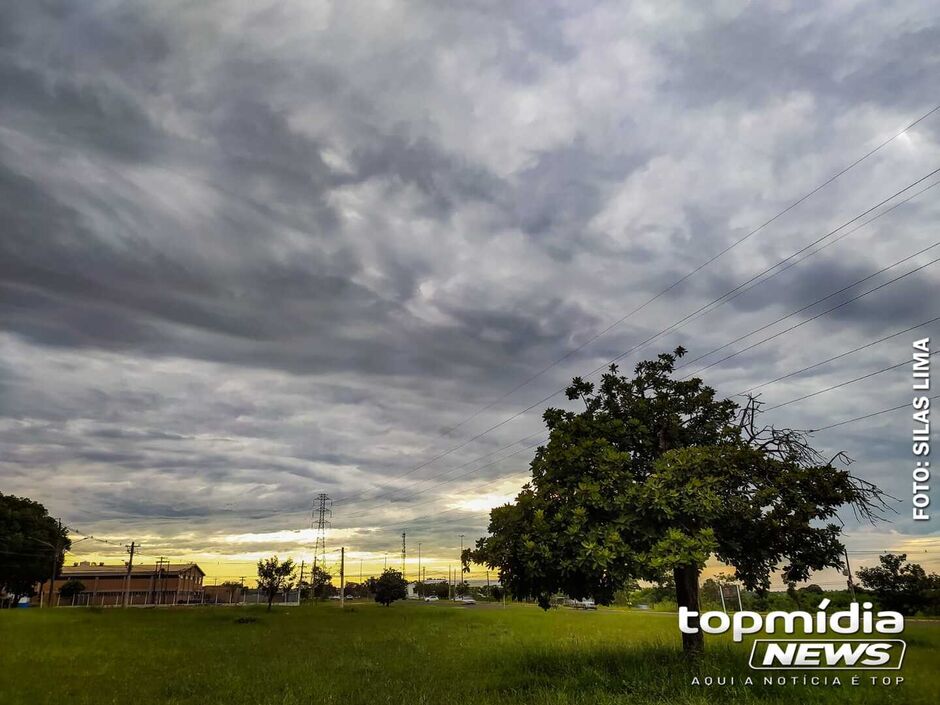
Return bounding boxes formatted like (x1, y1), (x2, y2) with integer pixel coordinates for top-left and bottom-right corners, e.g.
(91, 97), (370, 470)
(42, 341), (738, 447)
(267, 591), (274, 612)
(674, 564), (704, 655)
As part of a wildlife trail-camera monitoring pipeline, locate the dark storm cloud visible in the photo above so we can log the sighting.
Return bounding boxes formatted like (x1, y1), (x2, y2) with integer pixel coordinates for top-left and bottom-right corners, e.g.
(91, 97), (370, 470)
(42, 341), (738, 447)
(1, 0), (938, 568)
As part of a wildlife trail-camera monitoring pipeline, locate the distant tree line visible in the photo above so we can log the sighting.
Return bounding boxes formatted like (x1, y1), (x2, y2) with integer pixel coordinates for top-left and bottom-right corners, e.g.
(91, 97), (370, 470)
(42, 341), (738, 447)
(606, 553), (940, 618)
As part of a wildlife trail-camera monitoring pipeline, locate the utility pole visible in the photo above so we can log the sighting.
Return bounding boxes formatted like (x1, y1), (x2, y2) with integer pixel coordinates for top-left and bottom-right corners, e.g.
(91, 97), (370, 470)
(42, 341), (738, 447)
(844, 548), (857, 601)
(33, 519), (66, 608)
(340, 547), (346, 608)
(123, 541), (137, 607)
(51, 520), (65, 608)
(359, 558), (363, 584)
(401, 532), (407, 580)
(417, 543), (422, 597)
(458, 534), (465, 592)
(156, 557), (169, 605)
(27, 520), (64, 608)
(298, 560), (305, 604)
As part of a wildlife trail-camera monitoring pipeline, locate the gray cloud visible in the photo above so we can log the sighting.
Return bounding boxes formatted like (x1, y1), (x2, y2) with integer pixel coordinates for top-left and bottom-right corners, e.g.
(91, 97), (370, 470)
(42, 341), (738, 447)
(1, 0), (938, 573)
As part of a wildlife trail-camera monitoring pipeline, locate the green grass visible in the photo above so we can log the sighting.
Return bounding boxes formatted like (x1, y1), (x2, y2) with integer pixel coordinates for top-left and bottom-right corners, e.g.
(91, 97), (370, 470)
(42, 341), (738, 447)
(1, 602), (937, 704)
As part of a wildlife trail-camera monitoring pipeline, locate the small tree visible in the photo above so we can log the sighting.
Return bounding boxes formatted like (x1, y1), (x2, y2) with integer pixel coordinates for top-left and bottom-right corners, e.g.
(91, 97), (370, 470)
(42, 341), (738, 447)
(58, 578), (86, 602)
(373, 569), (407, 606)
(256, 556), (296, 611)
(857, 554), (940, 615)
(299, 565), (333, 602)
(310, 565), (332, 601)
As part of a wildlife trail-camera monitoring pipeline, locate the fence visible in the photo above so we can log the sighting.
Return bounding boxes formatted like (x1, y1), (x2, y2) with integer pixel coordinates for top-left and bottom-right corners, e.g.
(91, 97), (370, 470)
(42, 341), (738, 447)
(36, 588), (301, 608)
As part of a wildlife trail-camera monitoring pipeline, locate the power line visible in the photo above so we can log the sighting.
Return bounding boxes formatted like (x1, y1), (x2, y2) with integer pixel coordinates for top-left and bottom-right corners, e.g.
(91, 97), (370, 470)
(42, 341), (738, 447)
(333, 182), (938, 515)
(677, 236), (940, 372)
(736, 314), (940, 395)
(332, 167), (940, 506)
(437, 104), (940, 437)
(344, 249), (933, 518)
(335, 303), (938, 526)
(211, 298), (939, 532)
(65, 528), (129, 547)
(31, 107), (940, 562)
(679, 246), (940, 378)
(204, 171), (937, 522)
(335, 393), (936, 533)
(812, 396), (937, 433)
(343, 304), (937, 521)
(764, 351), (939, 412)
(66, 401), (934, 573)
(589, 177), (940, 378)
(590, 169), (940, 381)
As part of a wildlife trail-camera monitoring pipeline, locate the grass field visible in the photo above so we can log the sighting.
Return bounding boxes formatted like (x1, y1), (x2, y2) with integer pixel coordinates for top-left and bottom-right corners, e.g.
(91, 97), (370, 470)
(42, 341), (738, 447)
(1, 601), (937, 705)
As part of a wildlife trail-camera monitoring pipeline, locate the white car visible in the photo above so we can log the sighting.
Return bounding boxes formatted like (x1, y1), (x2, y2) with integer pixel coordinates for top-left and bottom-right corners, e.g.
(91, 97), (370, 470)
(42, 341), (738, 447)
(566, 598), (596, 610)
(423, 595), (439, 602)
(455, 596), (476, 604)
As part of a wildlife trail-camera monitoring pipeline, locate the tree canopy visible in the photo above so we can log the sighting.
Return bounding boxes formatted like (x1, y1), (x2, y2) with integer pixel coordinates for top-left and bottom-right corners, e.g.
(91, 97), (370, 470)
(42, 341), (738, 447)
(0, 493), (71, 606)
(373, 569), (407, 606)
(468, 349), (886, 654)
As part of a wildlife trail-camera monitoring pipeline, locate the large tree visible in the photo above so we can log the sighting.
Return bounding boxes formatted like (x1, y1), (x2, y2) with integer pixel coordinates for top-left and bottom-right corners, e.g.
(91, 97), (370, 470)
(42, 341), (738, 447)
(468, 349), (885, 654)
(0, 493), (71, 607)
(256, 556), (296, 611)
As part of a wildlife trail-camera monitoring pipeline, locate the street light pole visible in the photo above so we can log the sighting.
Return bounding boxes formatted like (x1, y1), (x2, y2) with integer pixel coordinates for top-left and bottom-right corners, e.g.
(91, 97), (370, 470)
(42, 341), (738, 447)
(458, 534), (465, 593)
(340, 547), (346, 609)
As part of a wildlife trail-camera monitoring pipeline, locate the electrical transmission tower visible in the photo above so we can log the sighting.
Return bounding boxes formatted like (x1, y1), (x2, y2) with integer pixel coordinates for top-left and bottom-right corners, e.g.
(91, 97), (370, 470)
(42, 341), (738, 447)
(312, 493), (332, 579)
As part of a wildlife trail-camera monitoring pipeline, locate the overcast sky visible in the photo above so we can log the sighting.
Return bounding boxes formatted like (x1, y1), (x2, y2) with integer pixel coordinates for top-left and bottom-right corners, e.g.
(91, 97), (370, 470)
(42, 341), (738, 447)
(2, 0), (939, 582)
